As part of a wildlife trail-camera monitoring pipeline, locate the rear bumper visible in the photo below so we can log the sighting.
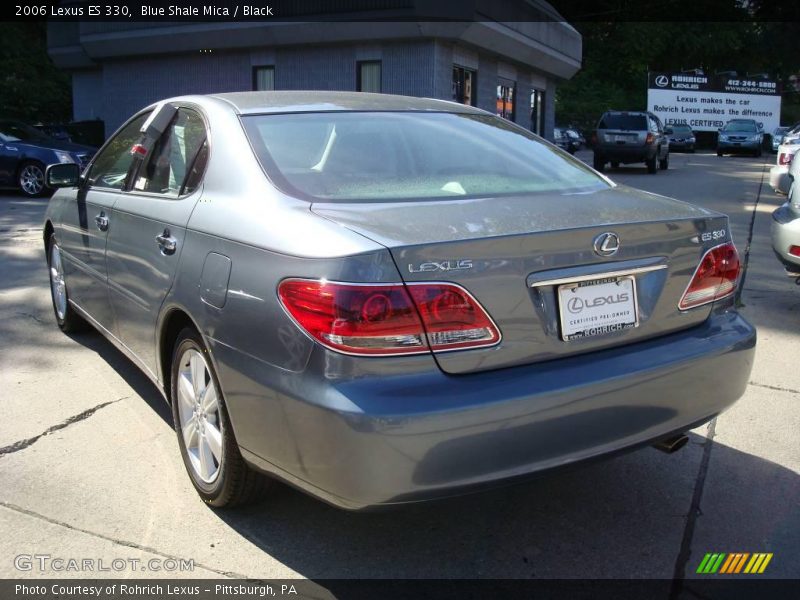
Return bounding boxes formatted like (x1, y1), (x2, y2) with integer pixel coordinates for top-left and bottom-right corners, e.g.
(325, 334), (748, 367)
(771, 204), (800, 271)
(219, 310), (755, 509)
(718, 141), (759, 152)
(594, 145), (654, 163)
(669, 141), (694, 151)
(769, 166), (790, 194)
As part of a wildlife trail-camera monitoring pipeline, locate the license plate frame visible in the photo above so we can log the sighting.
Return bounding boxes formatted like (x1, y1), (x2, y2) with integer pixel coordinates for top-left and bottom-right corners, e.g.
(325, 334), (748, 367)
(557, 275), (639, 341)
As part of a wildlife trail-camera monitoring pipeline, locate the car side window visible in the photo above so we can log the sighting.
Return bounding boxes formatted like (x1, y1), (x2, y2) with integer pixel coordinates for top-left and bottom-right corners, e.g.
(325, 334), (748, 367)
(86, 112), (151, 190)
(132, 108), (207, 197)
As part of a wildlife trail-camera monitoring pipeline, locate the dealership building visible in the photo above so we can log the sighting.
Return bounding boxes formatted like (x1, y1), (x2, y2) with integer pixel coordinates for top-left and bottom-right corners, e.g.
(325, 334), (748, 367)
(47, 1), (581, 138)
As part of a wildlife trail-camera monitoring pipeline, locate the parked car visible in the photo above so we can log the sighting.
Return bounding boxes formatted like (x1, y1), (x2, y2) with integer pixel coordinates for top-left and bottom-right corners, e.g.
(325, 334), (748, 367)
(771, 152), (800, 278)
(769, 143), (799, 194)
(0, 119), (95, 196)
(34, 123), (72, 142)
(565, 127), (584, 149)
(771, 126), (790, 152)
(553, 127), (579, 154)
(667, 123), (696, 152)
(716, 119), (764, 157)
(779, 122), (800, 147)
(592, 110), (670, 174)
(43, 92), (755, 509)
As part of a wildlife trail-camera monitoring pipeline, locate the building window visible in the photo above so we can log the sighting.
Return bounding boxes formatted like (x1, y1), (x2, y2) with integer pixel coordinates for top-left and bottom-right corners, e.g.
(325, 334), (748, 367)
(452, 66), (477, 106)
(357, 61), (382, 93)
(496, 80), (516, 121)
(253, 66), (275, 91)
(530, 89), (545, 135)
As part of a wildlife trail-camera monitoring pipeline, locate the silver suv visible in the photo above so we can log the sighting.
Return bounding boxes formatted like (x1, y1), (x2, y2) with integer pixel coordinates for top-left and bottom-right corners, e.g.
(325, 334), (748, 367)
(593, 110), (670, 174)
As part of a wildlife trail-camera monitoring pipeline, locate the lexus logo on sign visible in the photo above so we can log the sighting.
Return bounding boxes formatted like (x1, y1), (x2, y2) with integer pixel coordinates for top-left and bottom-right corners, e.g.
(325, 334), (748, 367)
(655, 75), (669, 87)
(593, 232), (620, 256)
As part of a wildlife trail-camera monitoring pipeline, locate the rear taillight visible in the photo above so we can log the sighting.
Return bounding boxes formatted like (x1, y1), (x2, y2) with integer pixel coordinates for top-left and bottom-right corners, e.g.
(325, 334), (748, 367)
(406, 283), (501, 351)
(789, 245), (800, 258)
(779, 152), (795, 165)
(645, 133), (655, 144)
(278, 279), (500, 356)
(591, 132), (598, 145)
(678, 242), (741, 310)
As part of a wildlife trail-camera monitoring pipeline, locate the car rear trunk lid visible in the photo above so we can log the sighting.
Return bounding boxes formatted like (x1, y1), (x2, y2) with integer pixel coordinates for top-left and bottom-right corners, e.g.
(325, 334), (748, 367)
(311, 186), (731, 374)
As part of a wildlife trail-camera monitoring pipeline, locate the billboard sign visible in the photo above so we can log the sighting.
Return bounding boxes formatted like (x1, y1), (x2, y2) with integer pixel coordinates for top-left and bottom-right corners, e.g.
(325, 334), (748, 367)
(647, 72), (781, 133)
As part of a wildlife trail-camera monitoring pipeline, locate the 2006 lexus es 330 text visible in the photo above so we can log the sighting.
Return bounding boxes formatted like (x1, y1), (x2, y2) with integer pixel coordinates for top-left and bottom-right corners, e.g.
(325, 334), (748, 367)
(43, 92), (756, 509)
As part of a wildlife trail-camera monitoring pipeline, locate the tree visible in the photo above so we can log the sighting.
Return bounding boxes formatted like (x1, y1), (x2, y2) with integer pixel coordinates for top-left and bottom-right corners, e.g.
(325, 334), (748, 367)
(0, 22), (72, 123)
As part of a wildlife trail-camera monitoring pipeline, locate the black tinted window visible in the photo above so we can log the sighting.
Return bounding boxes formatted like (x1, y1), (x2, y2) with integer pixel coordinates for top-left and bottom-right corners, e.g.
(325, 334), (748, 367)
(598, 114), (647, 130)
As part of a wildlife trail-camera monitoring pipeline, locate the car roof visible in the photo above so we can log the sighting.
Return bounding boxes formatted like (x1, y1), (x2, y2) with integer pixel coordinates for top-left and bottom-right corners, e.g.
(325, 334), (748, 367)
(206, 91), (488, 116)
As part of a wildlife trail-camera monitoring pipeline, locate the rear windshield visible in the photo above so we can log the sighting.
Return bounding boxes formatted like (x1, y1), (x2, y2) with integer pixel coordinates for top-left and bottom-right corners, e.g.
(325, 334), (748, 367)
(598, 114), (647, 130)
(672, 124), (693, 133)
(242, 112), (609, 202)
(723, 121), (757, 132)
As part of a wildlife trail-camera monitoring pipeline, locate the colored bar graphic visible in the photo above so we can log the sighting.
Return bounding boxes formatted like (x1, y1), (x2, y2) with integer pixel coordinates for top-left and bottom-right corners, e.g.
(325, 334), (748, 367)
(711, 553), (726, 573)
(734, 553), (750, 573)
(758, 553), (773, 573)
(744, 554), (758, 573)
(702, 552), (774, 575)
(719, 554), (736, 574)
(696, 553), (713, 574)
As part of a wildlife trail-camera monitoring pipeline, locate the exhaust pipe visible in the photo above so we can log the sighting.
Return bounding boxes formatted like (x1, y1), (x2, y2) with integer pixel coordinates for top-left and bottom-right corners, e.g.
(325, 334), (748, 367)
(653, 434), (689, 454)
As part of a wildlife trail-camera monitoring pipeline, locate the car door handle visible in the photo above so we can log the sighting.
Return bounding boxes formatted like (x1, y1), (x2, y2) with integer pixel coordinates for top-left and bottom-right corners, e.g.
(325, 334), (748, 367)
(155, 229), (177, 255)
(95, 213), (109, 231)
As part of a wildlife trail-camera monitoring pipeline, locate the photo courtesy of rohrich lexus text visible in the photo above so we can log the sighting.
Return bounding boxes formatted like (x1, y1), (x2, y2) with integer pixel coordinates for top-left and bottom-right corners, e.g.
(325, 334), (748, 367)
(0, 1), (798, 599)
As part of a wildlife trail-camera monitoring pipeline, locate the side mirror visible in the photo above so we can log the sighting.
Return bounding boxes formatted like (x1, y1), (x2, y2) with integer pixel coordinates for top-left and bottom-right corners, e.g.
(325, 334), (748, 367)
(46, 163), (80, 188)
(664, 128), (673, 135)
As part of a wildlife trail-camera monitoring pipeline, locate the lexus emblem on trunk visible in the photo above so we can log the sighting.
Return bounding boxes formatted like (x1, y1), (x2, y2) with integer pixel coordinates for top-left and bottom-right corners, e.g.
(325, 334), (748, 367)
(593, 232), (620, 256)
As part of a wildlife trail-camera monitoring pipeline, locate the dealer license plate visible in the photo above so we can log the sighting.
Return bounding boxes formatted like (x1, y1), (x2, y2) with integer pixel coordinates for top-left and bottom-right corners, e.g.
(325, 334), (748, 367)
(558, 276), (639, 341)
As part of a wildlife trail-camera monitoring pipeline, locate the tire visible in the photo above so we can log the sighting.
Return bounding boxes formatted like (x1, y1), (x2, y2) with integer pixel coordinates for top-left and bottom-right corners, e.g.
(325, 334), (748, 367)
(755, 147), (762, 158)
(18, 161), (47, 197)
(717, 149), (723, 157)
(659, 154), (669, 170)
(646, 156), (657, 174)
(171, 328), (269, 507)
(610, 161), (620, 169)
(47, 234), (88, 333)
(593, 154), (605, 172)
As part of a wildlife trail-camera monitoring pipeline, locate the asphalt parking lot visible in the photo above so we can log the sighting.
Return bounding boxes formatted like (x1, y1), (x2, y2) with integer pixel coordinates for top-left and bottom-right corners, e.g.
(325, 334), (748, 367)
(0, 150), (797, 585)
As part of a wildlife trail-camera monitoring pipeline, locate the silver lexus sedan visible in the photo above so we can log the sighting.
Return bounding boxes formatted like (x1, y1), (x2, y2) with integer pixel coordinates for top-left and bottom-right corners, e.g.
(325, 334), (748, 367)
(43, 92), (756, 509)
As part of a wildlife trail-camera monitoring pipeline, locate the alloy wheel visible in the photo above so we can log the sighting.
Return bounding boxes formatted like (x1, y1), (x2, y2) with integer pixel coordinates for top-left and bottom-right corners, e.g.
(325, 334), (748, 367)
(20, 164), (44, 196)
(49, 243), (67, 321)
(176, 348), (223, 483)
